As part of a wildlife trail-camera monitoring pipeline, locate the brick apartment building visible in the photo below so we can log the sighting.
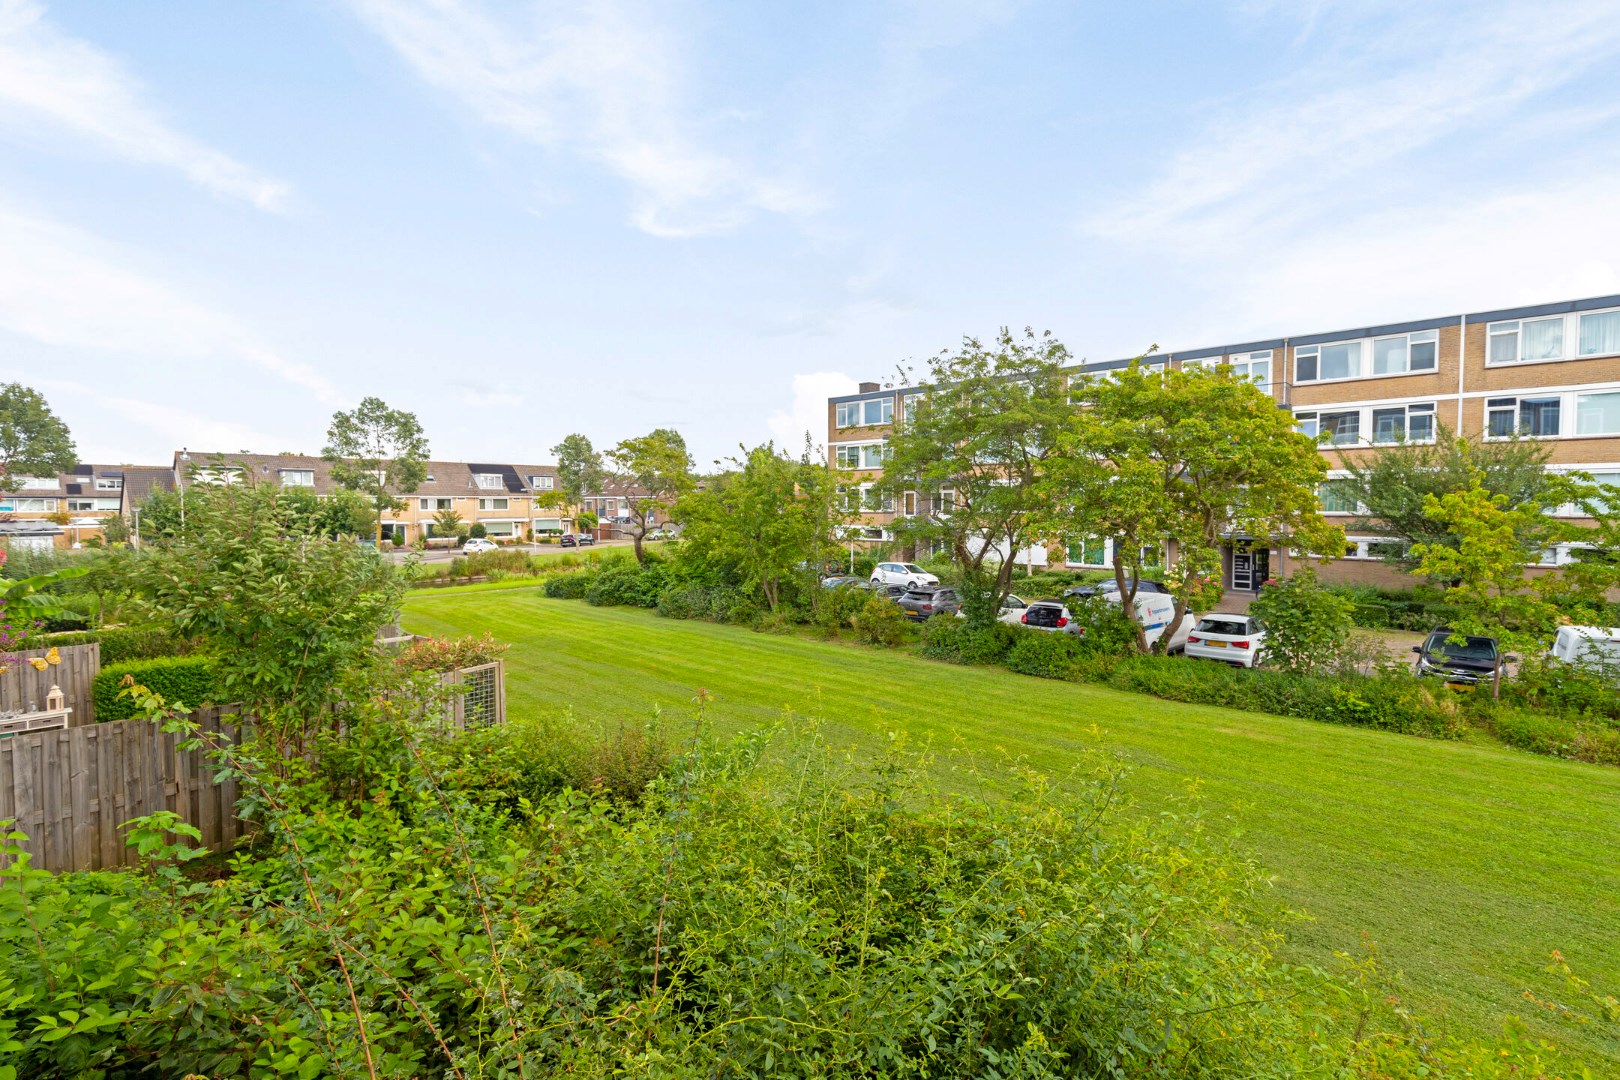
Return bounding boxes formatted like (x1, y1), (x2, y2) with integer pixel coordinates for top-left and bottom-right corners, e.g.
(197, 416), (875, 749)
(827, 292), (1620, 594)
(170, 452), (578, 544)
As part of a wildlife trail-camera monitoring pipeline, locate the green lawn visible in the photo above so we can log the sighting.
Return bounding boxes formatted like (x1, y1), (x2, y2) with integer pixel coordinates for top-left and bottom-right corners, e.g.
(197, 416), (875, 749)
(403, 588), (1620, 1067)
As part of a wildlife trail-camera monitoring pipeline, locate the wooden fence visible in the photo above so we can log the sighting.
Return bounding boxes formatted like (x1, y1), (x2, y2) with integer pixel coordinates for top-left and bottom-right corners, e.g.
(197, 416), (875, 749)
(2, 663), (505, 873)
(0, 642), (100, 726)
(0, 706), (245, 874)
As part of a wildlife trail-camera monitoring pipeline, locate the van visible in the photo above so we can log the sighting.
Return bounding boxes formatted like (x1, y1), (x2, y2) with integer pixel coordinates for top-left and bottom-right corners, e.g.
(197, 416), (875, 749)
(1550, 626), (1620, 674)
(1103, 589), (1194, 652)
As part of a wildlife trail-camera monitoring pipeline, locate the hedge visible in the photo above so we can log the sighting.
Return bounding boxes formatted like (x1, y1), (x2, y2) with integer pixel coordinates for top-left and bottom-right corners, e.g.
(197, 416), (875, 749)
(43, 627), (197, 665)
(93, 656), (224, 722)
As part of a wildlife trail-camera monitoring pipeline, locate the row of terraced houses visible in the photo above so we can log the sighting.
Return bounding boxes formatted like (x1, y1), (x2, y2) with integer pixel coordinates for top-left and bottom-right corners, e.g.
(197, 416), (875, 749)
(0, 453), (622, 549)
(827, 293), (1620, 597)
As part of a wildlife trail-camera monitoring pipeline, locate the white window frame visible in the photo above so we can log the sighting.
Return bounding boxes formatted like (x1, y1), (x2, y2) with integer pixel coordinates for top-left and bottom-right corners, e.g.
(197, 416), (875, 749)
(0, 497), (58, 512)
(1370, 402), (1437, 445)
(279, 469), (316, 487)
(95, 477), (123, 491)
(1317, 474), (1363, 515)
(1483, 307), (1620, 367)
(14, 476), (58, 490)
(476, 473), (503, 490)
(477, 497), (510, 511)
(1294, 339), (1364, 383)
(1295, 328), (1449, 385)
(1370, 330), (1439, 376)
(1485, 395), (1563, 440)
(530, 475), (554, 491)
(1573, 390), (1620, 436)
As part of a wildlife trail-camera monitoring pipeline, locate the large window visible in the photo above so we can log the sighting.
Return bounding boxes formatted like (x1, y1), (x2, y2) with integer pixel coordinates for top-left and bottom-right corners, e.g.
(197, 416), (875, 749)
(1487, 397), (1561, 438)
(530, 475), (554, 490)
(1319, 411), (1361, 445)
(0, 498), (57, 512)
(1318, 481), (1359, 514)
(279, 469), (315, 487)
(1295, 340), (1362, 382)
(836, 398), (893, 427)
(1575, 391), (1620, 435)
(95, 477), (123, 491)
(477, 498), (509, 511)
(1487, 317), (1564, 364)
(476, 473), (503, 490)
(419, 497), (453, 511)
(1372, 403), (1436, 444)
(1066, 538), (1107, 567)
(67, 498), (121, 511)
(1372, 330), (1438, 375)
(1579, 310), (1620, 357)
(1229, 350), (1272, 389)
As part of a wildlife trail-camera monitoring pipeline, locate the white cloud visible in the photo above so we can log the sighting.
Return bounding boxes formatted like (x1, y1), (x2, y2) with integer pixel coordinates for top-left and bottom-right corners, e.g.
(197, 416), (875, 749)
(101, 397), (283, 457)
(768, 371), (859, 455)
(347, 0), (818, 237)
(0, 195), (342, 403)
(0, 0), (287, 209)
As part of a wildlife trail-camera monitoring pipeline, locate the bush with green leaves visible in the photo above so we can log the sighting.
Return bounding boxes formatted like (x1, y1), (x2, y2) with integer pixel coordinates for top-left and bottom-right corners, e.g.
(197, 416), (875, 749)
(93, 656), (223, 721)
(1247, 570), (1355, 674)
(42, 626), (198, 664)
(543, 567), (598, 599)
(849, 593), (908, 646)
(1005, 628), (1085, 679)
(584, 561), (668, 607)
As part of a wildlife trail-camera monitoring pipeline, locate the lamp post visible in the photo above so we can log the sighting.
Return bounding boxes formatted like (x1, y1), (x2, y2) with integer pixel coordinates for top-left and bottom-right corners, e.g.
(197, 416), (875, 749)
(178, 448), (190, 531)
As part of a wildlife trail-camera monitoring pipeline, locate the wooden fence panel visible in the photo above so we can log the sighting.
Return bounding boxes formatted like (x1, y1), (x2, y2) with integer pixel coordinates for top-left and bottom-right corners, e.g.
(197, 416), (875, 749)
(0, 642), (99, 725)
(0, 706), (248, 874)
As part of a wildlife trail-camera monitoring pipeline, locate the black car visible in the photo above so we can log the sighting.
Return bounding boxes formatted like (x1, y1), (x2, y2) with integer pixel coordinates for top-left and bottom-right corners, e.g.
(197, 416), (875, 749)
(897, 586), (960, 621)
(872, 583), (908, 600)
(1412, 628), (1509, 687)
(1065, 578), (1171, 599)
(559, 534), (578, 548)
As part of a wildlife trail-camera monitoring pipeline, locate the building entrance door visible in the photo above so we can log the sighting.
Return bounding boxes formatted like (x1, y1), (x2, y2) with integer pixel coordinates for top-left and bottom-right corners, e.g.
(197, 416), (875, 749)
(1230, 546), (1271, 592)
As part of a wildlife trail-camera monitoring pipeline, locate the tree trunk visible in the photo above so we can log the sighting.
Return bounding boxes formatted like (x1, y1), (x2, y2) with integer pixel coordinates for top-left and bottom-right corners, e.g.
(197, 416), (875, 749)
(632, 528), (646, 564)
(1115, 553), (1149, 654)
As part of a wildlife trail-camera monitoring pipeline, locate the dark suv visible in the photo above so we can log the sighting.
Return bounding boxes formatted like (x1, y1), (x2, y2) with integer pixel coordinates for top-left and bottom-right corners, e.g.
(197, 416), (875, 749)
(897, 586), (960, 621)
(1413, 628), (1508, 687)
(1020, 599), (1084, 636)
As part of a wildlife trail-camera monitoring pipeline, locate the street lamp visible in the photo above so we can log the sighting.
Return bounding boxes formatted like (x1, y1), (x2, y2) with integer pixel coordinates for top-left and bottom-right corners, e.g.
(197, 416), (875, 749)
(178, 448), (190, 531)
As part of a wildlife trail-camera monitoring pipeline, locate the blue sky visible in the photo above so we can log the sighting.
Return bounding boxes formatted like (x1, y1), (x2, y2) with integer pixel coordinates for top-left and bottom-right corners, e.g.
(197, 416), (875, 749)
(3, 0), (1620, 468)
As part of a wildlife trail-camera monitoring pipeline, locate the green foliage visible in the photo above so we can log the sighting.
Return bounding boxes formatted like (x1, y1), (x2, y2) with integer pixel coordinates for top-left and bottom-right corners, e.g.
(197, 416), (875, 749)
(467, 522), (487, 539)
(42, 626), (197, 664)
(575, 509), (599, 533)
(655, 583), (753, 624)
(674, 441), (851, 612)
(1321, 583), (1457, 631)
(0, 564), (90, 621)
(431, 505), (465, 539)
(93, 655), (222, 720)
(585, 561), (669, 607)
(917, 616), (1026, 665)
(432, 708), (673, 808)
(1066, 593), (1141, 654)
(390, 530), (405, 547)
(1248, 569), (1355, 674)
(392, 632), (508, 673)
(850, 593), (908, 645)
(0, 381), (76, 492)
(121, 478), (403, 721)
(881, 326), (1073, 610)
(604, 427), (693, 561)
(812, 582), (870, 631)
(543, 568), (597, 599)
(322, 395), (430, 538)
(549, 432), (606, 504)
(1004, 629), (1085, 679)
(277, 485), (378, 539)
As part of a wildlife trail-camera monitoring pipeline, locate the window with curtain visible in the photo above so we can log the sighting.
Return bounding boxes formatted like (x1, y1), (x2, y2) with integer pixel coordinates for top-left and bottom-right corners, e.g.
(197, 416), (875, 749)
(860, 444), (888, 468)
(1578, 310), (1620, 357)
(1372, 330), (1438, 375)
(1318, 482), (1358, 513)
(1520, 397), (1561, 436)
(1320, 411), (1360, 444)
(1489, 317), (1564, 363)
(1575, 391), (1620, 435)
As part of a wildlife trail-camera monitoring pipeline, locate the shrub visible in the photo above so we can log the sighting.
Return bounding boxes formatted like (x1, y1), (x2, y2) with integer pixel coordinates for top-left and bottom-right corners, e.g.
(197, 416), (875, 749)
(1005, 630), (1084, 679)
(42, 627), (197, 664)
(543, 568), (598, 599)
(461, 548), (536, 578)
(656, 584), (711, 620)
(585, 562), (668, 608)
(916, 617), (1024, 665)
(391, 531), (405, 547)
(434, 708), (673, 807)
(468, 523), (487, 539)
(814, 584), (869, 632)
(1066, 594), (1140, 654)
(850, 594), (907, 646)
(1248, 570), (1354, 674)
(93, 656), (223, 721)
(917, 616), (968, 661)
(393, 632), (509, 674)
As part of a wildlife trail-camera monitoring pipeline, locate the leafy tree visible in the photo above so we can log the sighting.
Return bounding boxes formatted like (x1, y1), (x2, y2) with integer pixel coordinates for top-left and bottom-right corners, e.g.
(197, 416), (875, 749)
(549, 433), (606, 505)
(1338, 427), (1557, 572)
(880, 327), (1073, 623)
(134, 488), (184, 542)
(99, 514), (132, 545)
(1409, 472), (1620, 651)
(123, 477), (403, 729)
(0, 383), (76, 492)
(432, 506), (466, 540)
(576, 510), (599, 535)
(1246, 569), (1354, 674)
(1046, 360), (1342, 652)
(277, 487), (377, 540)
(675, 442), (851, 612)
(605, 428), (693, 563)
(322, 397), (429, 543)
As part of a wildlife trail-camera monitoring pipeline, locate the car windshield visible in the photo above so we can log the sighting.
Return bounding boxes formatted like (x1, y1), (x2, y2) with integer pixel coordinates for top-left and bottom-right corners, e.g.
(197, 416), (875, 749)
(902, 564), (927, 573)
(1426, 633), (1497, 661)
(1196, 618), (1248, 636)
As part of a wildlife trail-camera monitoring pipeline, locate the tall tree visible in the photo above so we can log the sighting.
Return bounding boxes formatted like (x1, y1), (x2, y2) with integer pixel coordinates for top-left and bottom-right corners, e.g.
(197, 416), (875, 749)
(1337, 427), (1556, 570)
(880, 327), (1072, 621)
(1048, 361), (1342, 652)
(550, 433), (606, 504)
(0, 383), (76, 492)
(675, 442), (852, 612)
(605, 428), (693, 563)
(322, 397), (429, 543)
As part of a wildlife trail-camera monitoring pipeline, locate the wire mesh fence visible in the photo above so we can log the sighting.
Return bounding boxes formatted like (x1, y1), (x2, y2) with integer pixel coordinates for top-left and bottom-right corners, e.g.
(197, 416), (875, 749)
(439, 661), (505, 730)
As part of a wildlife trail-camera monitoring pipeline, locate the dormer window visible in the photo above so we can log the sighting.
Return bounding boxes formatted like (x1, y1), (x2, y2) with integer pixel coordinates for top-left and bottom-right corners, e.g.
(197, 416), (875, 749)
(279, 469), (315, 487)
(476, 473), (502, 489)
(530, 475), (554, 490)
(95, 477), (124, 491)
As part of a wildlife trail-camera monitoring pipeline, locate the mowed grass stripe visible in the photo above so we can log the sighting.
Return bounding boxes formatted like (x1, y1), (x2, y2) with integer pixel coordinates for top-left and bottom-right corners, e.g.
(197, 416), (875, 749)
(404, 589), (1620, 1066)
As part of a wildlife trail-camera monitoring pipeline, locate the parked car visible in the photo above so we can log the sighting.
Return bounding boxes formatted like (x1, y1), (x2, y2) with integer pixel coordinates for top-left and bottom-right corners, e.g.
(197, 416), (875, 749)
(1549, 625), (1620, 675)
(648, 528), (677, 541)
(1016, 599), (1084, 636)
(1413, 628), (1509, 688)
(1078, 589), (1192, 652)
(462, 537), (499, 554)
(559, 534), (578, 547)
(955, 594), (1030, 622)
(871, 562), (940, 589)
(820, 575), (869, 590)
(872, 583), (909, 600)
(897, 586), (960, 621)
(576, 533), (596, 546)
(1064, 578), (1171, 599)
(1184, 613), (1266, 667)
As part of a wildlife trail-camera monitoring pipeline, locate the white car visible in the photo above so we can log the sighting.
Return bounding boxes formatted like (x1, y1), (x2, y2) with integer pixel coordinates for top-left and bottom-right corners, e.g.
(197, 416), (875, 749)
(955, 595), (1030, 622)
(1184, 613), (1265, 667)
(870, 562), (940, 589)
(462, 537), (499, 554)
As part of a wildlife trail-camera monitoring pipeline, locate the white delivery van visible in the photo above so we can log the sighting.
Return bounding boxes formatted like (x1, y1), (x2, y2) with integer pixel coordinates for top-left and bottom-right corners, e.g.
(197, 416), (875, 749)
(1550, 626), (1620, 674)
(1102, 589), (1195, 652)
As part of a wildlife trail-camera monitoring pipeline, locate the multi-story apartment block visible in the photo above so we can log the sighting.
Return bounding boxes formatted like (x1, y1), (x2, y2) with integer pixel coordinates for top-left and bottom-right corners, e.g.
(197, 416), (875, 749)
(171, 452), (577, 544)
(0, 464), (172, 550)
(828, 293), (1620, 595)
